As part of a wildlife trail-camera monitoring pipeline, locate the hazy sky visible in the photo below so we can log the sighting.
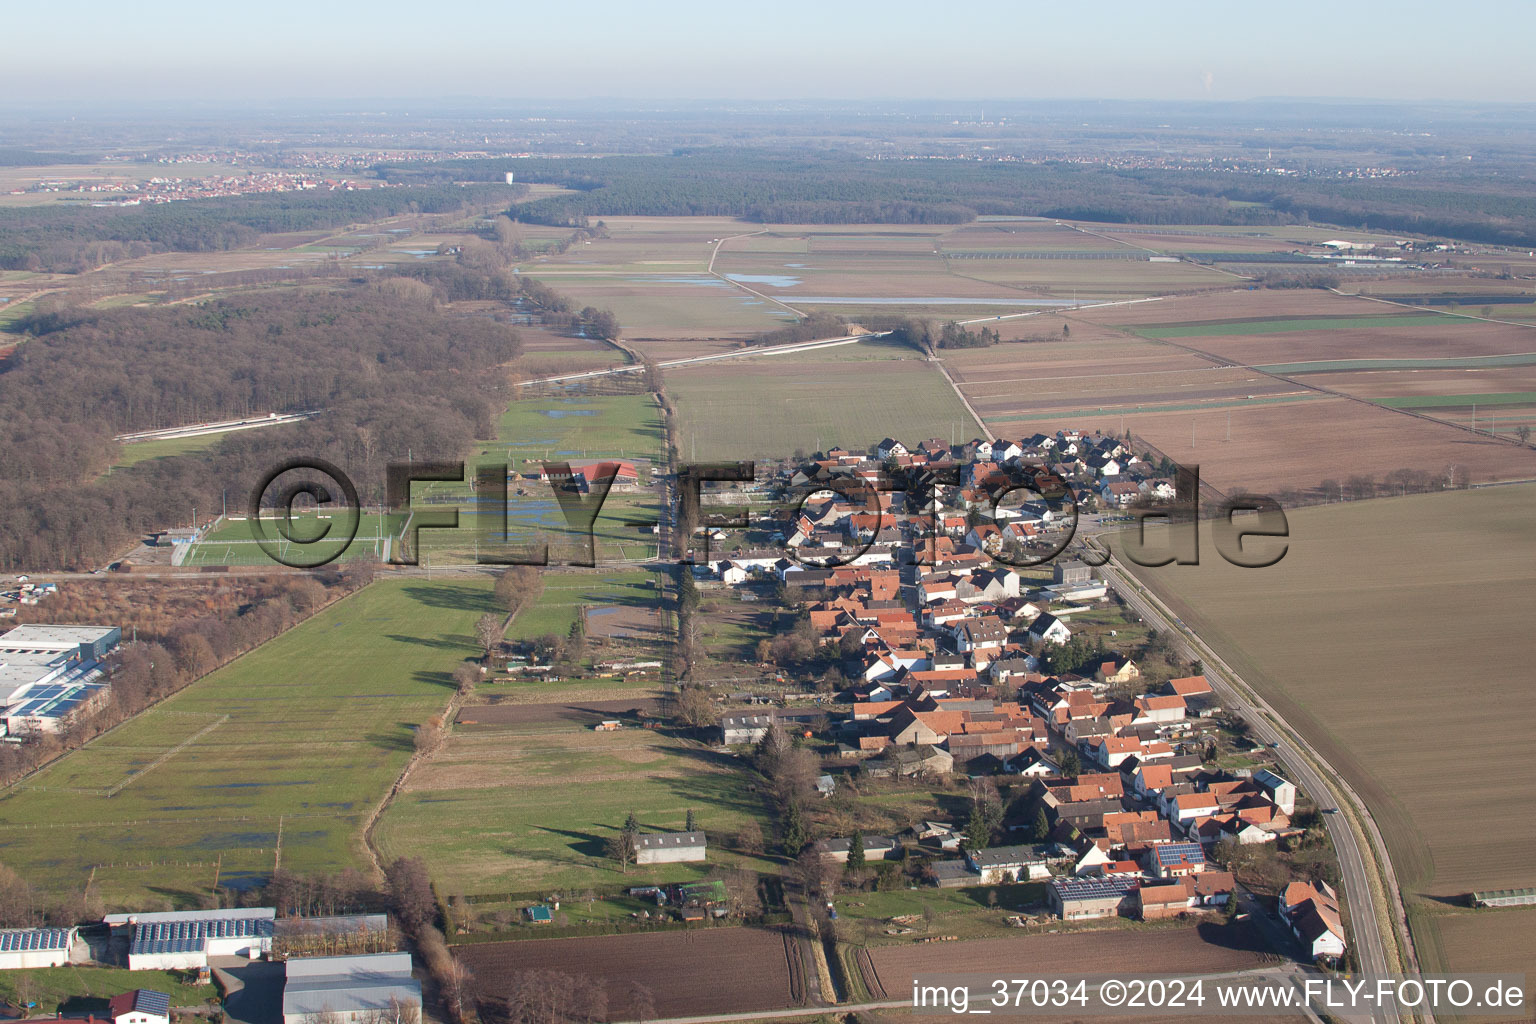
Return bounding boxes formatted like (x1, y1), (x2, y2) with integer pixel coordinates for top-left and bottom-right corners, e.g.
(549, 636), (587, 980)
(5, 0), (1533, 105)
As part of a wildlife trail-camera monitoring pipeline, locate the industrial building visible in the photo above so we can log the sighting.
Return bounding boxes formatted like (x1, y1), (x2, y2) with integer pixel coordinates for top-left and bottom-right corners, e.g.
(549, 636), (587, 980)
(0, 624), (120, 734)
(0, 926), (78, 969)
(104, 907), (274, 970)
(281, 952), (421, 1024)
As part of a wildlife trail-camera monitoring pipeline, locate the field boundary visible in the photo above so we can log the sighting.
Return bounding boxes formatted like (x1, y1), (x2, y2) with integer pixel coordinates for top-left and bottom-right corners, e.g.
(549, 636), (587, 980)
(105, 714), (229, 797)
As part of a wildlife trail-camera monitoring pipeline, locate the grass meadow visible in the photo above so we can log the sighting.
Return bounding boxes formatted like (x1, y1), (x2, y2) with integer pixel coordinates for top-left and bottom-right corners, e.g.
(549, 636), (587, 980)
(0, 577), (494, 908)
(373, 724), (777, 896)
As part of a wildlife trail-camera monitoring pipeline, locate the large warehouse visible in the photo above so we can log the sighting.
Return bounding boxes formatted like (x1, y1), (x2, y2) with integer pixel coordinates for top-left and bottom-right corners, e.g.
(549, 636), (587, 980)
(0, 926), (78, 969)
(0, 624), (119, 734)
(282, 953), (421, 1024)
(104, 908), (274, 970)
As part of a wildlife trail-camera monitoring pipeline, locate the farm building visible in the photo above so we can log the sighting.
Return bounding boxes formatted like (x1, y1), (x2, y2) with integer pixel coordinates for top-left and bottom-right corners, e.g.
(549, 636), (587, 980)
(817, 835), (897, 864)
(105, 907), (275, 970)
(964, 843), (1054, 883)
(634, 831), (707, 865)
(1471, 887), (1536, 908)
(108, 989), (171, 1024)
(1052, 560), (1091, 586)
(281, 952), (421, 1024)
(718, 711), (776, 745)
(1048, 876), (1139, 920)
(0, 926), (77, 969)
(0, 624), (119, 734)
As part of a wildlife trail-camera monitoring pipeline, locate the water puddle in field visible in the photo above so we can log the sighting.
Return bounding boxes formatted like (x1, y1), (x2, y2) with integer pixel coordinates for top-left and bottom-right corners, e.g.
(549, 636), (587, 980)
(622, 275), (730, 287)
(725, 273), (801, 288)
(543, 409), (597, 418)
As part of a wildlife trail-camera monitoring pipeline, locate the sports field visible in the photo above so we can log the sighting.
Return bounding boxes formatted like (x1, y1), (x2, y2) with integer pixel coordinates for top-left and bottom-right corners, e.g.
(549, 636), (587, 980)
(0, 577), (494, 907)
(665, 339), (978, 460)
(1124, 486), (1536, 944)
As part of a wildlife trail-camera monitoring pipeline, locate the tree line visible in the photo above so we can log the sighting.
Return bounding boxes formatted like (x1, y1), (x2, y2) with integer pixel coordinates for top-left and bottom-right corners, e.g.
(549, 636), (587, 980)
(0, 184), (523, 273)
(0, 278), (522, 569)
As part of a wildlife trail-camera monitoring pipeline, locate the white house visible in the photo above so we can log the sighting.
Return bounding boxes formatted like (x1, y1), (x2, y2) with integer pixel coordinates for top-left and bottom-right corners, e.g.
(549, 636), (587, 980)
(1282, 881), (1346, 962)
(712, 561), (749, 585)
(1027, 611), (1071, 645)
(1253, 768), (1297, 814)
(109, 990), (171, 1024)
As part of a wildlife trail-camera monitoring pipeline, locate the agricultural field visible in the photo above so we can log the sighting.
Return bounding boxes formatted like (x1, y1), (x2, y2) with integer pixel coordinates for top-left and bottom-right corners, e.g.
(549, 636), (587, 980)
(1123, 486), (1536, 962)
(1418, 906), (1536, 984)
(455, 928), (797, 1020)
(373, 721), (777, 894)
(665, 338), (978, 460)
(942, 288), (1536, 494)
(0, 577), (493, 907)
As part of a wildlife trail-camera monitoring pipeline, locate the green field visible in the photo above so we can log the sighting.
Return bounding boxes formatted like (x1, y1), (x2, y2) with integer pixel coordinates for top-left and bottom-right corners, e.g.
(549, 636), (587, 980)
(1374, 391), (1536, 409)
(373, 724), (775, 895)
(1258, 352), (1536, 375)
(0, 577), (493, 907)
(108, 434), (224, 470)
(666, 341), (979, 460)
(182, 392), (666, 568)
(1124, 486), (1536, 969)
(1133, 314), (1461, 338)
(504, 570), (661, 643)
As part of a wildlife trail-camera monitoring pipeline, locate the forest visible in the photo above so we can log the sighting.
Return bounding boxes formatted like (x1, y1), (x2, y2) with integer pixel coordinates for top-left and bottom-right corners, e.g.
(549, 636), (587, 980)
(0, 277), (522, 569)
(0, 182), (522, 272)
(374, 149), (1536, 246)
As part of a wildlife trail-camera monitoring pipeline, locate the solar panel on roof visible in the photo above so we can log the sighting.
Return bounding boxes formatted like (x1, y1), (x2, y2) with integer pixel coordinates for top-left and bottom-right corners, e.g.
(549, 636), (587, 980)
(0, 928), (72, 952)
(133, 990), (171, 1016)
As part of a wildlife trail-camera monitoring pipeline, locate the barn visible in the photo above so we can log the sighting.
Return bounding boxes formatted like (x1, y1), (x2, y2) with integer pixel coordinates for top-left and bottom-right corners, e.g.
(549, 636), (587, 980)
(281, 952), (421, 1024)
(105, 908), (275, 970)
(0, 927), (77, 969)
(634, 831), (707, 865)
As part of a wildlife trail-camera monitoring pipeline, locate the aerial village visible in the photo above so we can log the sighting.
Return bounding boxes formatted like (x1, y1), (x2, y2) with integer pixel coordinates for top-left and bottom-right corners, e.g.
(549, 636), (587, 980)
(685, 430), (1345, 962)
